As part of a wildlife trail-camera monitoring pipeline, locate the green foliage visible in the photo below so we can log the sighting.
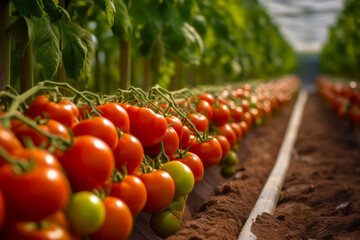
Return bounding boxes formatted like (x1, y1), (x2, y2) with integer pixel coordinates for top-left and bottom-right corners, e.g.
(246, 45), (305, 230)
(112, 0), (132, 41)
(12, 0), (44, 18)
(8, 16), (34, 57)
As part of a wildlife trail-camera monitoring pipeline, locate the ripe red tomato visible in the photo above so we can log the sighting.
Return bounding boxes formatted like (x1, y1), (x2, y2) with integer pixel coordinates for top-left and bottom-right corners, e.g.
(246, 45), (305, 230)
(197, 93), (215, 105)
(231, 106), (244, 122)
(144, 127), (179, 157)
(241, 99), (250, 112)
(0, 189), (5, 230)
(212, 104), (230, 126)
(72, 117), (118, 150)
(166, 116), (183, 142)
(218, 124), (237, 148)
(15, 148), (62, 171)
(187, 113), (209, 132)
(109, 175), (147, 216)
(196, 100), (213, 121)
(127, 106), (167, 146)
(89, 197), (132, 240)
(179, 126), (190, 150)
(139, 170), (175, 213)
(26, 95), (79, 127)
(97, 103), (130, 133)
(172, 152), (204, 185)
(216, 135), (230, 160)
(0, 165), (70, 221)
(249, 108), (260, 122)
(189, 138), (222, 168)
(0, 127), (23, 167)
(240, 121), (249, 136)
(230, 122), (243, 140)
(59, 136), (115, 192)
(244, 112), (253, 128)
(113, 133), (143, 175)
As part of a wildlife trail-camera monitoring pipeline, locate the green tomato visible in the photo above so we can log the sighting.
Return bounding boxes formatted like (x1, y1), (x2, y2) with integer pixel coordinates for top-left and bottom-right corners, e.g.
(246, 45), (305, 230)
(65, 191), (105, 235)
(160, 161), (194, 199)
(168, 196), (185, 212)
(150, 210), (180, 238)
(221, 166), (235, 178)
(221, 151), (238, 167)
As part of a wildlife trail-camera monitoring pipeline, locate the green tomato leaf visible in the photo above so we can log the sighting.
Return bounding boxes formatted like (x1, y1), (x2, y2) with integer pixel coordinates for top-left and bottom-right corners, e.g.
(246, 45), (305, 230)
(33, 16), (61, 80)
(76, 25), (95, 80)
(61, 22), (87, 80)
(12, 0), (44, 18)
(7, 16), (34, 57)
(43, 0), (63, 22)
(112, 0), (132, 41)
(104, 0), (115, 27)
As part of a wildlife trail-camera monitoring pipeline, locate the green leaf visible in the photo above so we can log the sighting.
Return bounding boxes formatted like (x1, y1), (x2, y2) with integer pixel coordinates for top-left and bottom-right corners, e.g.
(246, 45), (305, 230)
(112, 0), (132, 41)
(61, 22), (87, 80)
(7, 16), (34, 57)
(33, 16), (61, 80)
(76, 25), (95, 80)
(104, 0), (116, 27)
(43, 0), (63, 22)
(12, 0), (44, 18)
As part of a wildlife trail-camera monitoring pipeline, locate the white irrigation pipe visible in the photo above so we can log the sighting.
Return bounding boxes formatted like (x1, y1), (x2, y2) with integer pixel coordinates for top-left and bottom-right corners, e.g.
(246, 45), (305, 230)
(238, 90), (308, 240)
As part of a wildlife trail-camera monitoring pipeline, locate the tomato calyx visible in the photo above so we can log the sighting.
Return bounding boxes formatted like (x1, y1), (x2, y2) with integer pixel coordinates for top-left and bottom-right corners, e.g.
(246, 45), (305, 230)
(0, 146), (34, 174)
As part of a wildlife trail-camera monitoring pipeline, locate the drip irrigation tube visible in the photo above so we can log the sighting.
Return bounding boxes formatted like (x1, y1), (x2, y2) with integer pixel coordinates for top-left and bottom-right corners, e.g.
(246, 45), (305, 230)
(238, 90), (308, 240)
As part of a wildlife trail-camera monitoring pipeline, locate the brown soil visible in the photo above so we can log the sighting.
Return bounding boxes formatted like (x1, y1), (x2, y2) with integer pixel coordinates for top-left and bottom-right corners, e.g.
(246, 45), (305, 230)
(252, 93), (360, 240)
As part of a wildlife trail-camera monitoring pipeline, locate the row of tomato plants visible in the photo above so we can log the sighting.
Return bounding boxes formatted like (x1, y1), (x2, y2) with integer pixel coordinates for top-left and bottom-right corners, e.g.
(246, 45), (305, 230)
(0, 76), (300, 239)
(316, 76), (360, 127)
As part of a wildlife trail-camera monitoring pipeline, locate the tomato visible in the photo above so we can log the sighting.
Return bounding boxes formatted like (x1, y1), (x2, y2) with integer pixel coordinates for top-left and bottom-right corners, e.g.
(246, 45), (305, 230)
(221, 166), (235, 178)
(139, 170), (175, 213)
(0, 127), (23, 167)
(216, 135), (230, 160)
(150, 210), (180, 238)
(89, 197), (132, 240)
(0, 190), (5, 230)
(212, 104), (230, 126)
(109, 175), (147, 216)
(187, 113), (209, 132)
(59, 136), (115, 192)
(166, 116), (183, 142)
(15, 148), (62, 171)
(197, 93), (215, 105)
(249, 108), (260, 123)
(65, 191), (105, 235)
(168, 196), (185, 211)
(241, 99), (250, 112)
(0, 165), (70, 221)
(231, 106), (243, 122)
(127, 106), (167, 146)
(160, 161), (194, 199)
(244, 112), (253, 128)
(230, 122), (243, 140)
(189, 138), (222, 168)
(221, 151), (239, 167)
(218, 123), (237, 149)
(113, 133), (143, 175)
(173, 152), (204, 185)
(240, 121), (249, 136)
(97, 103), (130, 133)
(26, 95), (79, 127)
(196, 100), (213, 121)
(144, 127), (179, 157)
(72, 117), (118, 150)
(179, 125), (190, 150)
(2, 220), (71, 240)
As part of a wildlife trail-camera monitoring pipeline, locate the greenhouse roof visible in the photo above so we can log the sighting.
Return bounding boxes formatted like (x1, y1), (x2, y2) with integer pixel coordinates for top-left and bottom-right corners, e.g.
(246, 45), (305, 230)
(259, 0), (345, 53)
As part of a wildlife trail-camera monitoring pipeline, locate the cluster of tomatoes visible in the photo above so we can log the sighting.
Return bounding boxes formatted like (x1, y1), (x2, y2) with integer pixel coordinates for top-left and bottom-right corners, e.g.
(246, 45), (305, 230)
(0, 76), (299, 240)
(316, 77), (360, 126)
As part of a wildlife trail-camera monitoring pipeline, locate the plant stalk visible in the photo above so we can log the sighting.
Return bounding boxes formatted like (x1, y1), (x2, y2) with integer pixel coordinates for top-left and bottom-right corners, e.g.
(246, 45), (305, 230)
(119, 38), (131, 90)
(143, 56), (152, 91)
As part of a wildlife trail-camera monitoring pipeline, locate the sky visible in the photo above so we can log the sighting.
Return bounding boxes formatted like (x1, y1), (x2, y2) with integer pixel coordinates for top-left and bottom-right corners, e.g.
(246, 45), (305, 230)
(259, 0), (345, 53)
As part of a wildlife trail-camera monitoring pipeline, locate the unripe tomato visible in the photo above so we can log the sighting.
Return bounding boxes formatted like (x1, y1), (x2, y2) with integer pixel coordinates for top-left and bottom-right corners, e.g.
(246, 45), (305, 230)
(89, 197), (132, 240)
(173, 152), (204, 185)
(160, 161), (194, 199)
(65, 191), (105, 235)
(150, 210), (180, 238)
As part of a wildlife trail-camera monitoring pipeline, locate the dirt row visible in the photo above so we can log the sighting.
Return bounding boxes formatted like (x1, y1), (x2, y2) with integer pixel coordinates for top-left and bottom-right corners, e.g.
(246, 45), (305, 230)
(252, 93), (360, 240)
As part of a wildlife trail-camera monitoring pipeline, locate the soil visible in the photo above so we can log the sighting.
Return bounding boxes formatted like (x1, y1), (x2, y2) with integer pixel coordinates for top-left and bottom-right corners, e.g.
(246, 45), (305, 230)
(130, 98), (295, 240)
(252, 93), (360, 240)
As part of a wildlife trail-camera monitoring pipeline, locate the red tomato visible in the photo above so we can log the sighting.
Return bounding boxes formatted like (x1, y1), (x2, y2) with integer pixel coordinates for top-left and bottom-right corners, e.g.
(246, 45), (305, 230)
(59, 136), (115, 192)
(15, 148), (62, 171)
(113, 133), (143, 175)
(198, 93), (215, 105)
(0, 127), (23, 167)
(144, 127), (179, 157)
(97, 103), (130, 133)
(0, 110), (23, 132)
(0, 190), (5, 229)
(187, 113), (209, 132)
(230, 122), (243, 140)
(212, 104), (230, 126)
(72, 117), (118, 150)
(244, 112), (253, 128)
(240, 121), (249, 136)
(189, 138), (222, 168)
(89, 197), (132, 240)
(216, 135), (230, 160)
(109, 175), (147, 216)
(231, 106), (244, 122)
(241, 99), (250, 112)
(166, 116), (183, 142)
(196, 100), (213, 121)
(0, 165), (70, 221)
(179, 126), (190, 150)
(249, 108), (260, 122)
(26, 95), (79, 127)
(173, 152), (204, 185)
(127, 106), (167, 146)
(139, 170), (175, 213)
(218, 124), (237, 148)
